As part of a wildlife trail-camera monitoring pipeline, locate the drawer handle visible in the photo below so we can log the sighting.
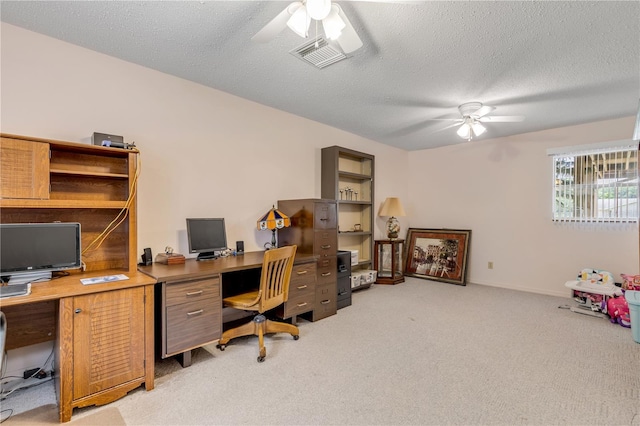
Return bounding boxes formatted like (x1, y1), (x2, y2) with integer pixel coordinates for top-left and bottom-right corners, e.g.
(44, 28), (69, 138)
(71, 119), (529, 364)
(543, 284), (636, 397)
(186, 290), (203, 296)
(320, 300), (330, 305)
(187, 309), (204, 317)
(296, 302), (308, 307)
(297, 285), (308, 290)
(321, 245), (331, 249)
(321, 272), (331, 277)
(296, 270), (308, 275)
(320, 218), (328, 221)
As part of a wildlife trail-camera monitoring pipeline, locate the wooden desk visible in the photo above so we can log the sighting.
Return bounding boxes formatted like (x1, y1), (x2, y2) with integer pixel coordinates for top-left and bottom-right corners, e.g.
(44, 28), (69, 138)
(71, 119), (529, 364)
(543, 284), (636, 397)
(0, 270), (156, 423)
(138, 251), (317, 367)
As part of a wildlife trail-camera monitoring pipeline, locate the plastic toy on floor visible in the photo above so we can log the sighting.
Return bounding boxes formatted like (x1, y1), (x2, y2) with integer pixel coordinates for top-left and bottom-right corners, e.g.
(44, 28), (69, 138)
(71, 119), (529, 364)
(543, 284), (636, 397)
(564, 268), (622, 318)
(606, 296), (631, 327)
(621, 273), (640, 291)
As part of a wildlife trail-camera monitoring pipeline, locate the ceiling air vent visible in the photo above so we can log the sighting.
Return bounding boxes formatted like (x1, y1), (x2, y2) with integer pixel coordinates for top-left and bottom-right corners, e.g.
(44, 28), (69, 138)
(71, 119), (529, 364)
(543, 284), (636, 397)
(289, 37), (347, 69)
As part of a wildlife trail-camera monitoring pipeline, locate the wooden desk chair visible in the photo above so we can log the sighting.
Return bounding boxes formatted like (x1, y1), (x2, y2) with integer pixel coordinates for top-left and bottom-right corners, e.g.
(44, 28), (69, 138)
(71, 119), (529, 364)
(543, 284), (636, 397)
(217, 245), (299, 362)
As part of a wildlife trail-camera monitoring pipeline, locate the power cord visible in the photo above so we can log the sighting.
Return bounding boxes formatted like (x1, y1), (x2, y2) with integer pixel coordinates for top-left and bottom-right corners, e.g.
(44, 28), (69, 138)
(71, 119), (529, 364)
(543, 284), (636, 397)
(0, 347), (54, 401)
(82, 152), (141, 255)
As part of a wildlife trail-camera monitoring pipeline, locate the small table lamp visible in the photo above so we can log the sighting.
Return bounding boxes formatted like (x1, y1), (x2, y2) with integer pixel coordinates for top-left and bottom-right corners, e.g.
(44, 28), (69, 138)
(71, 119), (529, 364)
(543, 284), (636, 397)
(257, 205), (291, 250)
(379, 197), (406, 239)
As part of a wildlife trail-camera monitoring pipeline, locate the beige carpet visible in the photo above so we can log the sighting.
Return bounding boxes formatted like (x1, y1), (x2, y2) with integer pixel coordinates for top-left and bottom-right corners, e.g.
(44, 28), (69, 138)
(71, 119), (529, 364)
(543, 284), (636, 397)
(2, 404), (124, 425)
(2, 279), (639, 425)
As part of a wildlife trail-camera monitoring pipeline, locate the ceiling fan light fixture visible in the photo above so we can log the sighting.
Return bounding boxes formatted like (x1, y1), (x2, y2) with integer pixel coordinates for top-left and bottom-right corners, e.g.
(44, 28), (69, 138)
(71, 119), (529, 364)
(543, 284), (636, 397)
(306, 0), (332, 20)
(471, 121), (486, 136)
(322, 6), (345, 40)
(457, 122), (471, 139)
(287, 5), (311, 38)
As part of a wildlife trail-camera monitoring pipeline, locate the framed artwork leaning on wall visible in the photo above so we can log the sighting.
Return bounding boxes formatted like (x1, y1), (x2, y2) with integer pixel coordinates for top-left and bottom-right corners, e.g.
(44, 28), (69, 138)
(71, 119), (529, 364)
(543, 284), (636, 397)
(404, 228), (471, 286)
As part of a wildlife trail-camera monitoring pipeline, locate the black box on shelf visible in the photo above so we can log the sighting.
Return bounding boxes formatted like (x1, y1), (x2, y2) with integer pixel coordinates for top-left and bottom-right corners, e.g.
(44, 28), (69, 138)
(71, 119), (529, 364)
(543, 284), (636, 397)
(92, 132), (124, 148)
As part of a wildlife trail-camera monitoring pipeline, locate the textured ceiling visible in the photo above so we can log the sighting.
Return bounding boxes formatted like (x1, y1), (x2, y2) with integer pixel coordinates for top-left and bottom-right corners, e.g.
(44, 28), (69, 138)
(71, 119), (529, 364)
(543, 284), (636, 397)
(1, 1), (639, 151)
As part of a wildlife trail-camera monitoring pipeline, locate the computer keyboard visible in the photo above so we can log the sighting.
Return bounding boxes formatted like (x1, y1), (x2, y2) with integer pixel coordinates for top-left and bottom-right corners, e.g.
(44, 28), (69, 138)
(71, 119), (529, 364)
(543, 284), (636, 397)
(0, 283), (31, 298)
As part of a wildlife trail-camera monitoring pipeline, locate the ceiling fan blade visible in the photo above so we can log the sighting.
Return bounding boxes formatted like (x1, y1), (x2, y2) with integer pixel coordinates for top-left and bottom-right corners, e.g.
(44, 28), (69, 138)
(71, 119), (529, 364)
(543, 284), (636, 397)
(471, 105), (494, 118)
(251, 2), (301, 43)
(333, 4), (363, 53)
(478, 115), (525, 122)
(438, 122), (463, 132)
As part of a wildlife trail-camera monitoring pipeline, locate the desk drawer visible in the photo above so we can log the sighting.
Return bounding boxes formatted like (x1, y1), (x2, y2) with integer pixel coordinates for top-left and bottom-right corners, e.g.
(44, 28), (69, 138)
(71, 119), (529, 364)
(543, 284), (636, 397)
(290, 262), (316, 285)
(166, 295), (221, 355)
(313, 202), (337, 229)
(165, 277), (220, 307)
(280, 262), (316, 319)
(313, 282), (337, 321)
(313, 231), (337, 257)
(317, 256), (337, 286)
(284, 292), (315, 317)
(285, 280), (315, 317)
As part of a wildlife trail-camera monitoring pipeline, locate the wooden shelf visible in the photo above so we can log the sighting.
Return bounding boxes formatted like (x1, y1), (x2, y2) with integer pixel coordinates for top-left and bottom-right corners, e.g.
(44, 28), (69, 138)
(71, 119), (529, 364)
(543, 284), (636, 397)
(338, 170), (372, 180)
(337, 200), (372, 205)
(1, 199), (128, 209)
(50, 168), (129, 179)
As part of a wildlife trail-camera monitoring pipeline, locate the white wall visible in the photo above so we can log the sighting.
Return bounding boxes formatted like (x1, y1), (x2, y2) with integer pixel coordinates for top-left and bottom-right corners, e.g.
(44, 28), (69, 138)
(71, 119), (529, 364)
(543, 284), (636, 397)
(1, 22), (637, 377)
(0, 23), (409, 378)
(408, 117), (638, 297)
(0, 23), (409, 256)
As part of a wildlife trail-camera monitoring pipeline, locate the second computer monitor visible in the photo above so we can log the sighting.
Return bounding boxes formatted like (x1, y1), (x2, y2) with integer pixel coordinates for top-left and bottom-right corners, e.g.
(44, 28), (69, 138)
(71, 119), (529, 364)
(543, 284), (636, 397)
(186, 218), (227, 261)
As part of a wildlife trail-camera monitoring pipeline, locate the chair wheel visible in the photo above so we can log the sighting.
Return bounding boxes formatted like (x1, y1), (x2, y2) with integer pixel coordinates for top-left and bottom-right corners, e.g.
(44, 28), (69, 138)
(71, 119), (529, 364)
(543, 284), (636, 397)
(257, 356), (265, 362)
(217, 344), (226, 351)
(293, 335), (300, 340)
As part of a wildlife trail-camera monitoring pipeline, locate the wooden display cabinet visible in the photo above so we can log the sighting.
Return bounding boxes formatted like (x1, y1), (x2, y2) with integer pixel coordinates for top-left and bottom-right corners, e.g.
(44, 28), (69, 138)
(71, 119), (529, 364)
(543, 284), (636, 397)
(374, 239), (405, 285)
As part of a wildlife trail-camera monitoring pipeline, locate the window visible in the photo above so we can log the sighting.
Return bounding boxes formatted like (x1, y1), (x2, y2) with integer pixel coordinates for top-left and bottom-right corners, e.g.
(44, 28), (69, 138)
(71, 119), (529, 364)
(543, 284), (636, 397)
(549, 141), (639, 223)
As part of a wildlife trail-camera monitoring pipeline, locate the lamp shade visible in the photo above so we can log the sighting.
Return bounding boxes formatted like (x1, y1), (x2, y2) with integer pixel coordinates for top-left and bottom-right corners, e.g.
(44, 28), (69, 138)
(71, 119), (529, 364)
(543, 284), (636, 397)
(379, 197), (405, 239)
(379, 197), (406, 218)
(257, 205), (291, 231)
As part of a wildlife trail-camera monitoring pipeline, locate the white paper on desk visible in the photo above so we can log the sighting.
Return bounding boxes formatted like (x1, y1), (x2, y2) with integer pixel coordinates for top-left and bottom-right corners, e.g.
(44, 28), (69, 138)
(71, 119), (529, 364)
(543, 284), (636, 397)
(81, 274), (129, 285)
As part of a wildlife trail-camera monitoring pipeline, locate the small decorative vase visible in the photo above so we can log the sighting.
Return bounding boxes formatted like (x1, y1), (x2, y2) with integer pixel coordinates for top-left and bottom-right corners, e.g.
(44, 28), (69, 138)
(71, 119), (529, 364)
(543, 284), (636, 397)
(386, 216), (400, 239)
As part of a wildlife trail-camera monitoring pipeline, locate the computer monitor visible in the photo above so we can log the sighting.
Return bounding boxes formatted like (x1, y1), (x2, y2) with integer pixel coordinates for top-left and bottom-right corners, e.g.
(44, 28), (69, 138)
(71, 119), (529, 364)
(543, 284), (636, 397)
(0, 222), (82, 285)
(186, 218), (227, 261)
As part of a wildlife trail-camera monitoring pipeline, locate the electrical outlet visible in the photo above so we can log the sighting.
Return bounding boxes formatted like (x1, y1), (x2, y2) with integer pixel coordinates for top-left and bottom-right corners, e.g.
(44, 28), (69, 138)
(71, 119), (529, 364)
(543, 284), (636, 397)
(488, 261), (494, 269)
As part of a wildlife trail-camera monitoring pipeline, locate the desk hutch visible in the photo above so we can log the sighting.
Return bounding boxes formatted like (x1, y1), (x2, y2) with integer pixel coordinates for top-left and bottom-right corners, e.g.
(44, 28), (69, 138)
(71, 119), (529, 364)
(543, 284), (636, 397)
(0, 134), (155, 422)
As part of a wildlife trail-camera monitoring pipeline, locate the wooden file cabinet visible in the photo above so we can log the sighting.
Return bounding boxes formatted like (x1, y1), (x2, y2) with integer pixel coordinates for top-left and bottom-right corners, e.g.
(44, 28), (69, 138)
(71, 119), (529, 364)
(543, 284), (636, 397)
(278, 198), (338, 322)
(159, 276), (222, 367)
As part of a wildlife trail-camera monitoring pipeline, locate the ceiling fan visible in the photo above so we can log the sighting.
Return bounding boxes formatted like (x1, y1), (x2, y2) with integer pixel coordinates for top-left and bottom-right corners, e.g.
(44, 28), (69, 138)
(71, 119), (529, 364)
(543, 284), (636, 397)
(252, 0), (363, 53)
(441, 102), (525, 141)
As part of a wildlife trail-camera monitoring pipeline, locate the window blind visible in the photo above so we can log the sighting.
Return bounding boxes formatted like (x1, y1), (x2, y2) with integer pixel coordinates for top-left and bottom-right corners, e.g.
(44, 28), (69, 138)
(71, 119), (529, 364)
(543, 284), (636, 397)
(548, 140), (639, 223)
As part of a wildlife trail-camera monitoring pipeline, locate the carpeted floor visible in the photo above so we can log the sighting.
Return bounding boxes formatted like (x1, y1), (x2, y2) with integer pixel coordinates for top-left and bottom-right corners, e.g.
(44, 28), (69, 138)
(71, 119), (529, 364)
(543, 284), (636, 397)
(1, 404), (124, 425)
(2, 279), (639, 425)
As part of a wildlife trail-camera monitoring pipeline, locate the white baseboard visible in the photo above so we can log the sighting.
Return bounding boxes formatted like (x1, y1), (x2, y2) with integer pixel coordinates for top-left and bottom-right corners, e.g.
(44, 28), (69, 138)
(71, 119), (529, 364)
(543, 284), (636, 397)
(471, 280), (571, 298)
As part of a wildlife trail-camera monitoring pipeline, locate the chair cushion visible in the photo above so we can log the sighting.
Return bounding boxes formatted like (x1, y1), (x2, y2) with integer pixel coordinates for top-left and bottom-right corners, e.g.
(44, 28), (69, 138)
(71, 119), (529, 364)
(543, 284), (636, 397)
(223, 290), (260, 310)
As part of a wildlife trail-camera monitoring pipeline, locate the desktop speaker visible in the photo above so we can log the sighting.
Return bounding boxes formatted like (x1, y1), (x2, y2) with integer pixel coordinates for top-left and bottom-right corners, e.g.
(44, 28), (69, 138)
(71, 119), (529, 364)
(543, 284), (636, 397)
(236, 241), (244, 254)
(141, 248), (153, 266)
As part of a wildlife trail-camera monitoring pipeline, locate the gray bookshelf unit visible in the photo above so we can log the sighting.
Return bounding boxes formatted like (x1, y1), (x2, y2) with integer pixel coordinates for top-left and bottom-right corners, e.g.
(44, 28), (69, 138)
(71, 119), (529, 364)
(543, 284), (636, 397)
(321, 146), (374, 290)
